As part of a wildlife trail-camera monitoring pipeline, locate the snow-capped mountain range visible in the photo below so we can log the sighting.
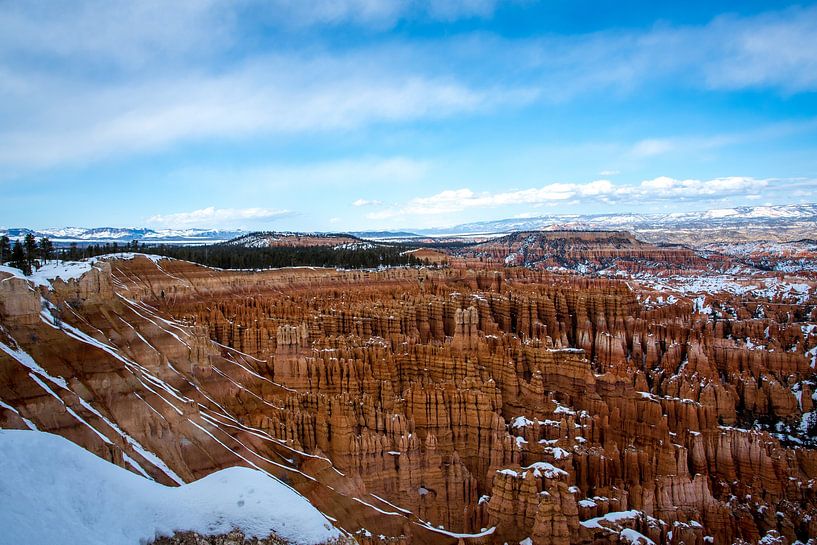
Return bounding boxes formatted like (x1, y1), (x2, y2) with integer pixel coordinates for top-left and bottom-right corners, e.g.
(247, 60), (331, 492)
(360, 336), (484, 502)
(0, 227), (245, 245)
(418, 203), (817, 236)
(404, 203), (817, 245)
(4, 203), (817, 246)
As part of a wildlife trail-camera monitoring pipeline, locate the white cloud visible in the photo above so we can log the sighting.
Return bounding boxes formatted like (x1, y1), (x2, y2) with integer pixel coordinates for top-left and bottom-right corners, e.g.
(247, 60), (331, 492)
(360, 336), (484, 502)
(624, 176), (768, 199)
(446, 5), (817, 101)
(630, 139), (674, 158)
(0, 0), (232, 69)
(0, 54), (532, 168)
(621, 120), (817, 163)
(352, 199), (383, 207)
(146, 207), (291, 229)
(424, 0), (498, 21)
(2, 2), (817, 172)
(368, 176), (784, 220)
(0, 0), (499, 66)
(368, 180), (617, 218)
(264, 0), (407, 28)
(0, 1), (538, 170)
(702, 8), (817, 92)
(599, 169), (619, 176)
(171, 156), (429, 192)
(258, 0), (500, 28)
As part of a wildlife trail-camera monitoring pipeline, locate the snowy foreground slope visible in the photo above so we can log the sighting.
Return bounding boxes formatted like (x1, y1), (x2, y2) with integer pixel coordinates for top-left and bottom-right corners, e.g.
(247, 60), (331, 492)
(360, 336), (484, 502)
(0, 430), (341, 545)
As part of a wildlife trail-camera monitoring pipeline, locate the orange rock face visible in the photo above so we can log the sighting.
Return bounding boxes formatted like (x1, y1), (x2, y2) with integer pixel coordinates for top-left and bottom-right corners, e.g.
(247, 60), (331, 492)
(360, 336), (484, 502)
(454, 230), (703, 273)
(1, 252), (816, 544)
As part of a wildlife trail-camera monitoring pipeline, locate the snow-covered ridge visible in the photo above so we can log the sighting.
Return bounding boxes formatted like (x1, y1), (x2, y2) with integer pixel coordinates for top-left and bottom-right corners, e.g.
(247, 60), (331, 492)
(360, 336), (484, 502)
(0, 254), (168, 288)
(0, 429), (341, 545)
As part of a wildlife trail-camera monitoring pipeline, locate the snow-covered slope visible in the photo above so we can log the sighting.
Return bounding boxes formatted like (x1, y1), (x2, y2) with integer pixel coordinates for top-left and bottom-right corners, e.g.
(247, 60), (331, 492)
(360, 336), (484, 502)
(0, 254), (169, 288)
(0, 429), (341, 545)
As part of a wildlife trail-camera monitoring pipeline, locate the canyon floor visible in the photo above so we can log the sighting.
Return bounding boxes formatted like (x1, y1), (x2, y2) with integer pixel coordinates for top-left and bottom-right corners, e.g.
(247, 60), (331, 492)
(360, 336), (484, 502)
(1, 231), (816, 545)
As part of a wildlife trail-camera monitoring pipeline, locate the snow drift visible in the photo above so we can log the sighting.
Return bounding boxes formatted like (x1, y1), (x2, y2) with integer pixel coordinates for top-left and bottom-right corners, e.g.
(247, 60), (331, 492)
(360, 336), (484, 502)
(0, 429), (341, 545)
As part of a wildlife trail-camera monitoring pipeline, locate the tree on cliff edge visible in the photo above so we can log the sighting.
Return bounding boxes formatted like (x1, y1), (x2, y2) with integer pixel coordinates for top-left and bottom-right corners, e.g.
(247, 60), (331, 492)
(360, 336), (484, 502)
(11, 241), (30, 275)
(0, 235), (10, 264)
(39, 237), (54, 263)
(23, 233), (38, 270)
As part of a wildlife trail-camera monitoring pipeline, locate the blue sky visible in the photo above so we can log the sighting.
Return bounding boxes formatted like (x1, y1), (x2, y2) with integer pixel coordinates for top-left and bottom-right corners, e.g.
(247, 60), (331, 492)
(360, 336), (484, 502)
(2, 0), (817, 231)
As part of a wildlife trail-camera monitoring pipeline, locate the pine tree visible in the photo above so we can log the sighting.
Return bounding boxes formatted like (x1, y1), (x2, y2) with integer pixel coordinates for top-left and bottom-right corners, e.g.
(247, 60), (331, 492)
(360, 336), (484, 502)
(39, 237), (54, 263)
(23, 233), (38, 270)
(0, 235), (10, 264)
(11, 241), (30, 275)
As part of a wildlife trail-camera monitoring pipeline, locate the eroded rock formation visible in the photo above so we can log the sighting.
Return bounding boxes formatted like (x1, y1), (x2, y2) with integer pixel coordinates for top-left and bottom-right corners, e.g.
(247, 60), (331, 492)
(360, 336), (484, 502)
(1, 252), (816, 544)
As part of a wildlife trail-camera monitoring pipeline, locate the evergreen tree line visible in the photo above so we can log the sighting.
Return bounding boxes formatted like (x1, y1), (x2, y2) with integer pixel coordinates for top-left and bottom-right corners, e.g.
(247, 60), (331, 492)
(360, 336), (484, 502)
(0, 234), (53, 275)
(57, 240), (140, 261)
(142, 243), (427, 269)
(2, 237), (429, 272)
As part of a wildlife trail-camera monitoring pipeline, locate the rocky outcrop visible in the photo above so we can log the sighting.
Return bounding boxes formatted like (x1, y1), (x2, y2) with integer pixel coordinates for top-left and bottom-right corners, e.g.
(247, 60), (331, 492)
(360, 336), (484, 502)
(455, 231), (702, 272)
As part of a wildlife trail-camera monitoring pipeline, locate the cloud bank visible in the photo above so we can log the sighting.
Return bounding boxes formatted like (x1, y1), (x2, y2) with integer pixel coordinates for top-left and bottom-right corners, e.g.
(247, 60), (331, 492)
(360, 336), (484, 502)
(366, 176), (781, 219)
(147, 207), (291, 229)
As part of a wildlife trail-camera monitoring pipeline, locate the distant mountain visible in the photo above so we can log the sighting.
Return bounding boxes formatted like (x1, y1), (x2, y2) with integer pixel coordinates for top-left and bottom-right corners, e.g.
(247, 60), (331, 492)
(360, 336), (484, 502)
(454, 229), (700, 269)
(349, 230), (422, 239)
(0, 227), (245, 245)
(415, 203), (817, 245)
(6, 203), (816, 247)
(226, 231), (370, 249)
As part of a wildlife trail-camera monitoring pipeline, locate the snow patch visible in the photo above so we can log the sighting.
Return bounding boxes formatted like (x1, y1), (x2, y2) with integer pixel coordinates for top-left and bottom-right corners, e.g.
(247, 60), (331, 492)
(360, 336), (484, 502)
(580, 509), (642, 530)
(620, 528), (655, 545)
